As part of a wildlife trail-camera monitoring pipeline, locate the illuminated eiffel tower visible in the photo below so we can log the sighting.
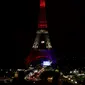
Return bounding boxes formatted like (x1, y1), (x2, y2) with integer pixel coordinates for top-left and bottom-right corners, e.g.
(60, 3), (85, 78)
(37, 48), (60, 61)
(25, 0), (56, 67)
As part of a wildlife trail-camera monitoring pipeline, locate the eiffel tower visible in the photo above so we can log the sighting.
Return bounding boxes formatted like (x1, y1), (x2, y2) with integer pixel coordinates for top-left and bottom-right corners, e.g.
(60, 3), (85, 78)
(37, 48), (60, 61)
(25, 0), (56, 67)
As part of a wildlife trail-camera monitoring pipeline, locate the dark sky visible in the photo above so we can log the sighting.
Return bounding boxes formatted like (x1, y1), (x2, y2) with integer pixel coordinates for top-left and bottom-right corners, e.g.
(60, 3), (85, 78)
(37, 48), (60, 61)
(1, 0), (85, 68)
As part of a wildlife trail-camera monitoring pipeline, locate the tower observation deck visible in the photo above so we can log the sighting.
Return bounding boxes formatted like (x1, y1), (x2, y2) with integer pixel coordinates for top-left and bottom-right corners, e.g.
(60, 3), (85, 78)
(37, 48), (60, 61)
(25, 0), (56, 67)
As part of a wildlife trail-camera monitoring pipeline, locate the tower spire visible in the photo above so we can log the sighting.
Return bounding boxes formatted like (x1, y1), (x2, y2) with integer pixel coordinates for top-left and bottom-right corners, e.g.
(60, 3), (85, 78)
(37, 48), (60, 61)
(40, 0), (46, 8)
(38, 0), (47, 29)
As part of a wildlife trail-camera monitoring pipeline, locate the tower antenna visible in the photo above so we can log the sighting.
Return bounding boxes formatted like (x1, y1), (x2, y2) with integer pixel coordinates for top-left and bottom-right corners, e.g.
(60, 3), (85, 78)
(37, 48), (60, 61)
(38, 0), (47, 29)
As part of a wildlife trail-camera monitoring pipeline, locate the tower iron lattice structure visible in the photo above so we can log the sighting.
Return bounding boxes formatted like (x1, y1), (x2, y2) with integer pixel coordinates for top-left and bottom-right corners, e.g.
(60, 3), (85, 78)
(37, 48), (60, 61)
(25, 0), (56, 67)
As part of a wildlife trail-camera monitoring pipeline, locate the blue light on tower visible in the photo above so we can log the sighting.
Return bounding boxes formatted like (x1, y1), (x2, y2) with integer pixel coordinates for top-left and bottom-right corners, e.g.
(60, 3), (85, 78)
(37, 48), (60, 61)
(42, 61), (52, 66)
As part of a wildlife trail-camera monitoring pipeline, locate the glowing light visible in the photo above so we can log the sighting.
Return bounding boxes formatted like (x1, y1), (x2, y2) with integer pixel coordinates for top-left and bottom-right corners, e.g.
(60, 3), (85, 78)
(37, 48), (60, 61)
(73, 69), (78, 73)
(10, 69), (12, 71)
(40, 0), (45, 8)
(70, 71), (72, 73)
(63, 75), (68, 78)
(33, 82), (35, 83)
(12, 77), (14, 78)
(36, 56), (44, 59)
(38, 23), (47, 28)
(77, 73), (85, 76)
(6, 71), (8, 73)
(75, 81), (77, 84)
(37, 30), (48, 34)
(71, 79), (73, 82)
(34, 70), (38, 73)
(41, 41), (45, 43)
(43, 61), (51, 66)
(29, 67), (34, 70)
(17, 69), (21, 71)
(47, 77), (53, 83)
(29, 72), (33, 76)
(30, 64), (32, 66)
(14, 72), (18, 78)
(60, 72), (63, 75)
(55, 69), (59, 72)
(69, 75), (73, 78)
(68, 78), (71, 80)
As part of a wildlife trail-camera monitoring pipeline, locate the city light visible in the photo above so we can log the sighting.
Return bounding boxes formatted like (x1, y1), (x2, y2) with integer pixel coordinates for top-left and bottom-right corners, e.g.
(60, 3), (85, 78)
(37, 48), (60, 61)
(63, 75), (68, 78)
(0, 68), (85, 84)
(29, 72), (33, 76)
(30, 64), (32, 66)
(9, 69), (12, 71)
(33, 82), (35, 83)
(6, 71), (8, 73)
(55, 69), (59, 72)
(70, 71), (72, 73)
(74, 81), (77, 84)
(47, 77), (53, 83)
(68, 78), (71, 80)
(71, 79), (73, 82)
(14, 72), (18, 78)
(60, 72), (63, 75)
(34, 70), (38, 73)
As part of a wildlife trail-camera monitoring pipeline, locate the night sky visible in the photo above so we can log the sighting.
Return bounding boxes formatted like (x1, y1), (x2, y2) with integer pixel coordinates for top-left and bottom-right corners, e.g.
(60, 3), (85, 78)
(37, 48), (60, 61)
(1, 0), (85, 69)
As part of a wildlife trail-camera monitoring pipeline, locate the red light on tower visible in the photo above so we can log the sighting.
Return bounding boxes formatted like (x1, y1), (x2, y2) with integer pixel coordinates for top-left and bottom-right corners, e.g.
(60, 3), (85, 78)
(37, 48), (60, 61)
(40, 0), (46, 8)
(38, 23), (47, 28)
(38, 0), (47, 29)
